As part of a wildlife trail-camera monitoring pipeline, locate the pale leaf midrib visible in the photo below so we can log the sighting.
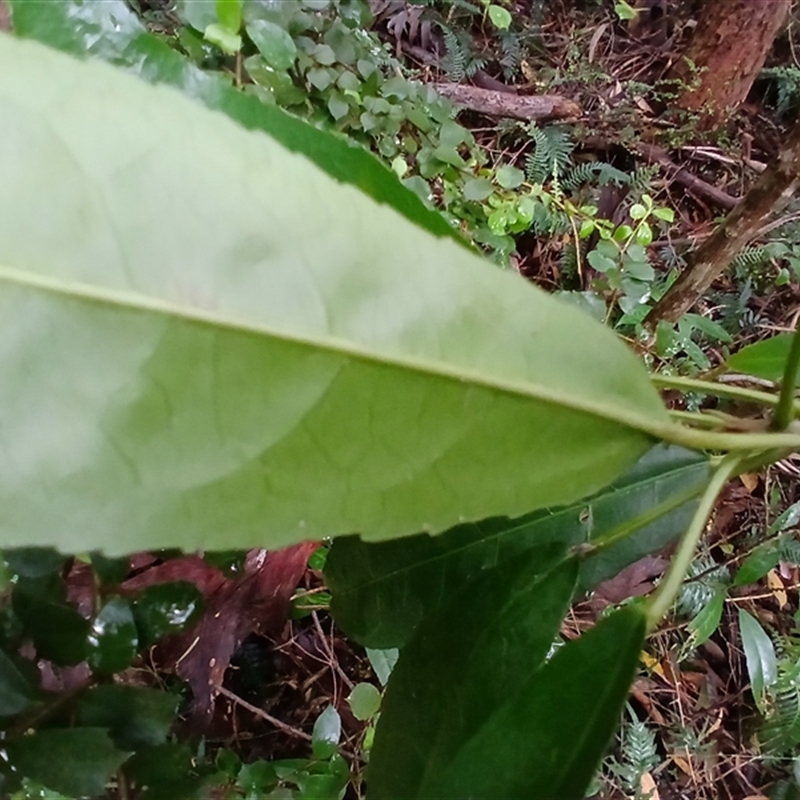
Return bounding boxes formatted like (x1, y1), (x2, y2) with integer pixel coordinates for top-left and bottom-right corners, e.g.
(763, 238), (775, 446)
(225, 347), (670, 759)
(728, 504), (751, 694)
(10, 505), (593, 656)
(0, 263), (666, 436)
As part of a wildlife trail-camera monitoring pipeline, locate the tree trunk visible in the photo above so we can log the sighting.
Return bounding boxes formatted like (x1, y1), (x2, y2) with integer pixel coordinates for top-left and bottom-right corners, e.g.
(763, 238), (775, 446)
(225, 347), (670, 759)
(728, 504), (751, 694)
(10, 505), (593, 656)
(671, 0), (790, 130)
(646, 121), (800, 326)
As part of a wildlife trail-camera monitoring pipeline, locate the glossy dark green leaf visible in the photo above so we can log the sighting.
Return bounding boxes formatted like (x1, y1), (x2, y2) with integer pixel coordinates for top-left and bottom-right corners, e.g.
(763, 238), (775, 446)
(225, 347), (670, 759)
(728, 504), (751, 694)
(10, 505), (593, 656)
(6, 728), (130, 798)
(237, 759), (280, 791)
(367, 547), (577, 798)
(4, 548), (66, 578)
(12, 584), (90, 666)
(9, 0), (462, 245)
(124, 742), (195, 787)
(90, 552), (131, 585)
(132, 583), (204, 647)
(78, 685), (180, 750)
(428, 607), (647, 800)
(0, 647), (35, 716)
(88, 597), (139, 675)
(0, 33), (667, 554)
(727, 334), (793, 383)
(328, 446), (706, 647)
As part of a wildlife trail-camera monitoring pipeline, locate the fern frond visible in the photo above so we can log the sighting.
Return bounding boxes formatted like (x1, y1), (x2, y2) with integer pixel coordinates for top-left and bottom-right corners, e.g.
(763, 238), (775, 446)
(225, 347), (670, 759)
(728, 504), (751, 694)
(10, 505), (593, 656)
(629, 164), (659, 195)
(465, 56), (488, 79)
(676, 554), (728, 618)
(762, 65), (800, 116)
(498, 30), (521, 81)
(441, 26), (467, 83)
(525, 124), (574, 183)
(561, 161), (630, 191)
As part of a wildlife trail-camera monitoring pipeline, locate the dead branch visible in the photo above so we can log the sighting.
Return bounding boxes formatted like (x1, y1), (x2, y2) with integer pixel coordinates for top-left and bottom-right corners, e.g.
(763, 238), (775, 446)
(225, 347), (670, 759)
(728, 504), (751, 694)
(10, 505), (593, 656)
(636, 142), (740, 210)
(432, 83), (581, 122)
(646, 122), (800, 326)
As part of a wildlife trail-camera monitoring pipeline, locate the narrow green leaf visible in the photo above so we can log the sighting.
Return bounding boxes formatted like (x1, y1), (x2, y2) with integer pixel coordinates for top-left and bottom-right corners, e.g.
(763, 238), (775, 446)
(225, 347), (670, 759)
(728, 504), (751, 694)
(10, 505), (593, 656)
(9, 0), (462, 245)
(768, 499), (800, 535)
(734, 544), (782, 586)
(328, 447), (707, 647)
(78, 685), (180, 750)
(727, 334), (792, 382)
(348, 682), (382, 720)
(688, 590), (725, 646)
(430, 607), (647, 799)
(739, 608), (777, 712)
(6, 728), (130, 798)
(367, 547), (578, 798)
(0, 34), (668, 554)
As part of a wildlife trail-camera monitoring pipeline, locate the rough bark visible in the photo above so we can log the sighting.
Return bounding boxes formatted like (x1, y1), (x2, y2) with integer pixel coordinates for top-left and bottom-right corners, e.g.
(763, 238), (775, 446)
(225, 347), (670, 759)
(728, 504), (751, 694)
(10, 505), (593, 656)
(432, 83), (580, 122)
(671, 0), (790, 130)
(646, 122), (800, 326)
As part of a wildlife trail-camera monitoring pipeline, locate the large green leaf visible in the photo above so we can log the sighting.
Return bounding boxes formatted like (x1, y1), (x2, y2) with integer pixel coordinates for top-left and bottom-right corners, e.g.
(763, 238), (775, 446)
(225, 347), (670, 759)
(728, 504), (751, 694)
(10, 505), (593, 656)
(425, 606), (646, 800)
(727, 334), (793, 383)
(367, 546), (577, 799)
(0, 34), (668, 554)
(8, 0), (460, 244)
(328, 445), (706, 647)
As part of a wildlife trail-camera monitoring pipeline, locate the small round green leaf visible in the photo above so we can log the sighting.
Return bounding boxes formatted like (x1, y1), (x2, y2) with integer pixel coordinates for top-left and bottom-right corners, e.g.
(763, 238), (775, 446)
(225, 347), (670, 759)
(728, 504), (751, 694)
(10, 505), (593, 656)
(487, 4), (512, 29)
(247, 19), (297, 70)
(348, 682), (382, 720)
(464, 177), (494, 202)
(204, 22), (242, 54)
(635, 221), (653, 246)
(629, 203), (647, 220)
(495, 165), (524, 189)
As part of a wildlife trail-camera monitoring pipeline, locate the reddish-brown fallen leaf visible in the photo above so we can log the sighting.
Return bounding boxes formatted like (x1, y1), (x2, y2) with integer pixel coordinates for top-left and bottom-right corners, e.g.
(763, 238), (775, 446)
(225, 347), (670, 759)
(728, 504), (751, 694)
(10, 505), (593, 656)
(155, 543), (318, 724)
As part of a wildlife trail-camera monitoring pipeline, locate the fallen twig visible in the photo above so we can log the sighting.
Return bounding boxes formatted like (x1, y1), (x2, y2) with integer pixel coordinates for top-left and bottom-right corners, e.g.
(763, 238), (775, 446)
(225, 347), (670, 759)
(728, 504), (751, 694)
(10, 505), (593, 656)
(636, 142), (740, 210)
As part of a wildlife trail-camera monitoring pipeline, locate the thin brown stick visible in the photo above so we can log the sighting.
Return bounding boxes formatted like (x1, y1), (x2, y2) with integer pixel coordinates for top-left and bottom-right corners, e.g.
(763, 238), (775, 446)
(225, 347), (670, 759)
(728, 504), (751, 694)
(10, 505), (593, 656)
(636, 142), (740, 210)
(215, 684), (312, 741)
